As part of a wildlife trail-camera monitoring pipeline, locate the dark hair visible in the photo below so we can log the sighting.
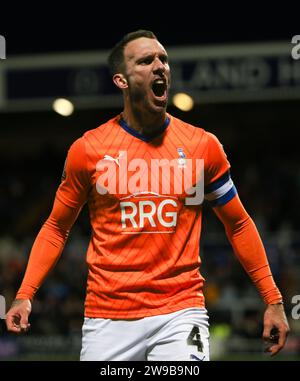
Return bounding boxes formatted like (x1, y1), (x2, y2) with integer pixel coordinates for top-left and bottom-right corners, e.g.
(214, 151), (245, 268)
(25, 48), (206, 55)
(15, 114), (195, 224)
(108, 30), (157, 75)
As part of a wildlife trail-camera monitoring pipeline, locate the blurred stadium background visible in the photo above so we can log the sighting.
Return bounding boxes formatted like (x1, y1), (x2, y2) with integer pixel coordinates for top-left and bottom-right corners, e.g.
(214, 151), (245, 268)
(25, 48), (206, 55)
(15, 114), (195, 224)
(0, 25), (300, 361)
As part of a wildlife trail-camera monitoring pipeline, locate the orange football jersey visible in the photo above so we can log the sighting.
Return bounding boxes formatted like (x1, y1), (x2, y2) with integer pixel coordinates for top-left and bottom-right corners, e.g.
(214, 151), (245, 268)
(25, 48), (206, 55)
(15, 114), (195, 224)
(56, 114), (235, 318)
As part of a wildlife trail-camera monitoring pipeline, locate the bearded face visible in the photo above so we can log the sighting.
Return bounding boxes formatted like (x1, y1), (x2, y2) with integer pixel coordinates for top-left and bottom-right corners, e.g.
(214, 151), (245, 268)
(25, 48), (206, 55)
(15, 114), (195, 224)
(123, 37), (171, 114)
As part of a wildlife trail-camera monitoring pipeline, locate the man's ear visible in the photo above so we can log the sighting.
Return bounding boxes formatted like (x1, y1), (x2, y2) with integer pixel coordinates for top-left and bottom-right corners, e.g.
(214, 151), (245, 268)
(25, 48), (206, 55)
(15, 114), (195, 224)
(113, 74), (128, 89)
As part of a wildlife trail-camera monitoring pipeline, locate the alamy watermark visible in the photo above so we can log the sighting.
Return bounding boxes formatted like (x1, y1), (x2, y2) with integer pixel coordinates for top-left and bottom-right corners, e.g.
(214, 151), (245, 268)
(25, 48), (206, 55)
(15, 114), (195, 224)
(0, 294), (6, 319)
(291, 35), (300, 60)
(291, 295), (300, 320)
(0, 35), (6, 59)
(96, 151), (204, 206)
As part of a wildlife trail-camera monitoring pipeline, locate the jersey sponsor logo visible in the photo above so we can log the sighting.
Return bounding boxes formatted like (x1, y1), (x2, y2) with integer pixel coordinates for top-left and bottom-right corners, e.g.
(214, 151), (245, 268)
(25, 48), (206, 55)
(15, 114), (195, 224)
(120, 194), (178, 233)
(96, 151), (204, 205)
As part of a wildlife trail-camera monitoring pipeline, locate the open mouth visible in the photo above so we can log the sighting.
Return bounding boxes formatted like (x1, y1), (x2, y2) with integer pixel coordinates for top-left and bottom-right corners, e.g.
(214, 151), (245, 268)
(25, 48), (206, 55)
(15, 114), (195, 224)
(152, 79), (167, 98)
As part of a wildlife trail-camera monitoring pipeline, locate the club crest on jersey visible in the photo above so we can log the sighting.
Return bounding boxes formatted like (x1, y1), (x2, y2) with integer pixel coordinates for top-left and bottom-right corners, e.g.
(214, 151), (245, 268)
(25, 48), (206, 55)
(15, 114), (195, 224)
(177, 148), (186, 168)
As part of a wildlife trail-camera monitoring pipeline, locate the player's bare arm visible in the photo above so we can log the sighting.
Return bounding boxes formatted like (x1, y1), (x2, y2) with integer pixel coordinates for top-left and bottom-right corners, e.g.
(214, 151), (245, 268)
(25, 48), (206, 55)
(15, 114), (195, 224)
(263, 303), (290, 356)
(6, 299), (32, 333)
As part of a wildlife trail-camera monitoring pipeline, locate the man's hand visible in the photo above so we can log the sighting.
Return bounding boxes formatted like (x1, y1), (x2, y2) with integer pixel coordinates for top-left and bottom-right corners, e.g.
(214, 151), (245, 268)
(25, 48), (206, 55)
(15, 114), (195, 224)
(263, 303), (290, 356)
(6, 299), (32, 333)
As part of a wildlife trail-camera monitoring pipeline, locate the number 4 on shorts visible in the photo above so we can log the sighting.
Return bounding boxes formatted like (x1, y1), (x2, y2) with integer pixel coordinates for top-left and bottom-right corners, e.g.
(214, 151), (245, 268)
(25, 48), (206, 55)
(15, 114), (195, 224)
(187, 326), (203, 352)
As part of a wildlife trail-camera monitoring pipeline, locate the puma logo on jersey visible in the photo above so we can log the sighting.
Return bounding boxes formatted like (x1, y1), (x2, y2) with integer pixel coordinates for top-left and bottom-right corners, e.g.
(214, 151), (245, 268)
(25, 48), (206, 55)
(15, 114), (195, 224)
(103, 153), (124, 167)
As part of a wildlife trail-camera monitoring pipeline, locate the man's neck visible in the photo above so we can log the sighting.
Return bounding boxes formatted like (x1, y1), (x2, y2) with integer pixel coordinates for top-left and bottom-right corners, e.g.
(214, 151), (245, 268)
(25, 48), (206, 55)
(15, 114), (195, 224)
(122, 109), (167, 136)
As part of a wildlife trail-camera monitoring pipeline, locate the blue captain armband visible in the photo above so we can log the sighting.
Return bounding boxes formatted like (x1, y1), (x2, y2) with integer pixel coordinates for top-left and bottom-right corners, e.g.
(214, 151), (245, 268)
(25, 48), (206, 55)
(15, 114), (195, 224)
(204, 171), (237, 207)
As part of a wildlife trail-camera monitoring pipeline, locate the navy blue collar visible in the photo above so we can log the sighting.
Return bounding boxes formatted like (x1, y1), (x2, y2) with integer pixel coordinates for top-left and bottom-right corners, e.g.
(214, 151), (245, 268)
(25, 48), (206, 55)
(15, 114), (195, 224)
(119, 116), (170, 142)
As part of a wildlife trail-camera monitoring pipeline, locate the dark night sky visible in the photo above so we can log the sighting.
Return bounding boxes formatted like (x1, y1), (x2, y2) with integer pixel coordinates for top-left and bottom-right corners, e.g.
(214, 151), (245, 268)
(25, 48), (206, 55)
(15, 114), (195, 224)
(4, 29), (294, 55)
(1, 6), (297, 55)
